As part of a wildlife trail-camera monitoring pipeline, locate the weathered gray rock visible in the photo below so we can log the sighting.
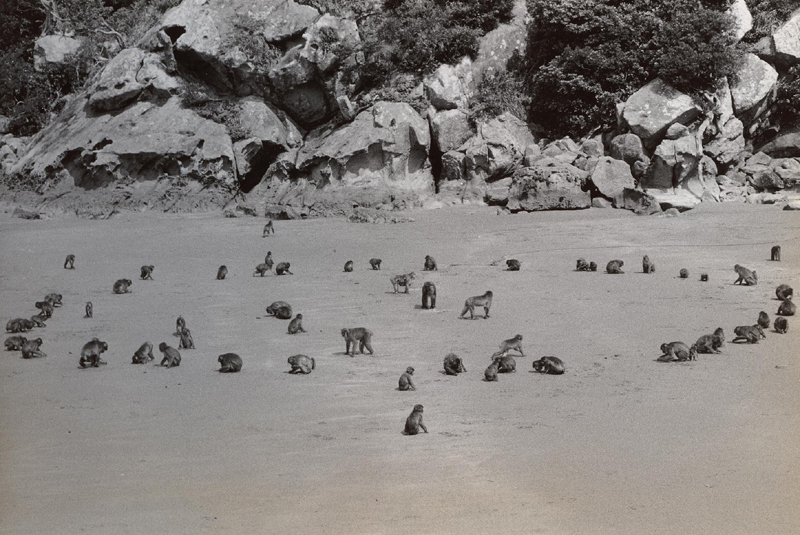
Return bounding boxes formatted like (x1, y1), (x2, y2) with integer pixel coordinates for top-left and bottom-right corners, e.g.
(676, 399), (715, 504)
(643, 136), (702, 190)
(88, 48), (147, 112)
(771, 158), (800, 182)
(688, 155), (721, 201)
(648, 189), (701, 211)
(592, 197), (613, 208)
(429, 108), (473, 153)
(620, 78), (701, 148)
(485, 177), (512, 204)
(730, 53), (778, 126)
(632, 158), (650, 180)
(0, 116), (9, 135)
(580, 138), (604, 157)
(0, 135), (28, 173)
(590, 157), (635, 203)
(470, 0), (527, 84)
(610, 133), (645, 165)
(506, 165), (590, 211)
(749, 170), (785, 191)
(34, 35), (82, 71)
(424, 58), (473, 110)
(758, 128), (800, 158)
(617, 188), (662, 215)
(704, 117), (745, 166)
(727, 0), (753, 41)
(665, 123), (689, 140)
(747, 192), (787, 204)
(741, 151), (772, 175)
(784, 200), (800, 210)
(522, 144), (542, 167)
(773, 8), (800, 65)
(136, 53), (181, 99)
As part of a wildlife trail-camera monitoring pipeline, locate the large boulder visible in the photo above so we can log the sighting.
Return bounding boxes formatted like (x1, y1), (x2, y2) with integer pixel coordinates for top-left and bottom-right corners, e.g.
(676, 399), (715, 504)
(589, 157), (635, 203)
(647, 189), (701, 212)
(0, 135), (29, 174)
(643, 135), (702, 191)
(617, 188), (662, 215)
(730, 53), (778, 127)
(429, 108), (473, 153)
(470, 0), (527, 85)
(619, 78), (702, 148)
(88, 48), (147, 112)
(704, 117), (745, 166)
(609, 133), (645, 165)
(773, 8), (800, 65)
(727, 0), (753, 42)
(424, 58), (473, 111)
(506, 165), (590, 211)
(33, 35), (82, 71)
(757, 128), (800, 158)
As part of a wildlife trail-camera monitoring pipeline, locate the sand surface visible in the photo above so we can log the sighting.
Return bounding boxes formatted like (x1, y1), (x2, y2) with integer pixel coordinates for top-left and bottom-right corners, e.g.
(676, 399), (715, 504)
(1, 204), (799, 535)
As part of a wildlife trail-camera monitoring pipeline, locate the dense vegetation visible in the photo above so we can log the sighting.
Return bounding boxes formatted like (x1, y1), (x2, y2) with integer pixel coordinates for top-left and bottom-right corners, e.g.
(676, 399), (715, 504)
(744, 0), (798, 43)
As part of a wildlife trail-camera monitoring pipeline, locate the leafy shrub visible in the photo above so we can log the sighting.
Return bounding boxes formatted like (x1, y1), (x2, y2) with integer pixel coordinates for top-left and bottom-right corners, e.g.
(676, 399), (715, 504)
(227, 15), (283, 72)
(775, 65), (800, 129)
(744, 0), (798, 43)
(180, 81), (248, 141)
(470, 67), (530, 124)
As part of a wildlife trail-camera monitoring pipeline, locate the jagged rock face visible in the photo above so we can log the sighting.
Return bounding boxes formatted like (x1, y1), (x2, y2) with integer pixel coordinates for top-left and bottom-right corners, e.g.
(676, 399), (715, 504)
(644, 136), (702, 191)
(705, 117), (745, 166)
(758, 129), (800, 158)
(773, 9), (800, 65)
(430, 109), (473, 153)
(730, 53), (778, 128)
(424, 58), (474, 110)
(506, 165), (590, 211)
(590, 157), (635, 204)
(619, 78), (701, 148)
(34, 35), (83, 71)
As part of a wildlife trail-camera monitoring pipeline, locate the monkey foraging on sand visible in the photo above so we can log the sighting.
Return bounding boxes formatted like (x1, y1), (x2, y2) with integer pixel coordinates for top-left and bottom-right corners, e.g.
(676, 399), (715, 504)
(21, 338), (46, 359)
(254, 263), (270, 277)
(421, 282), (436, 309)
(398, 367), (416, 391)
(491, 334), (524, 359)
(403, 404), (428, 435)
(140, 265), (154, 280)
(443, 353), (466, 375)
(506, 259), (521, 271)
(29, 315), (46, 328)
(758, 311), (770, 329)
(113, 279), (132, 294)
(341, 327), (374, 356)
(658, 342), (692, 362)
(424, 255), (438, 271)
(44, 293), (62, 307)
(288, 314), (306, 334)
(266, 301), (293, 320)
(642, 255), (655, 273)
(80, 338), (108, 367)
(460, 291), (492, 319)
(179, 327), (195, 349)
(288, 354), (315, 374)
(275, 262), (293, 275)
(158, 343), (181, 368)
(390, 272), (415, 293)
(5, 336), (27, 351)
(494, 356), (517, 373)
(777, 299), (796, 317)
(64, 254), (75, 269)
(589, 262), (597, 272)
(576, 258), (591, 271)
(732, 325), (765, 344)
(132, 342), (155, 364)
(369, 258), (382, 270)
(35, 301), (53, 319)
(484, 360), (500, 381)
(771, 245), (781, 261)
(218, 353), (243, 373)
(217, 265), (228, 280)
(532, 356), (565, 375)
(774, 317), (789, 334)
(733, 264), (757, 285)
(775, 284), (793, 301)
(6, 319), (34, 333)
(700, 273), (709, 282)
(606, 260), (624, 274)
(344, 260), (354, 272)
(694, 328), (725, 354)
(679, 269), (689, 279)
(262, 220), (274, 237)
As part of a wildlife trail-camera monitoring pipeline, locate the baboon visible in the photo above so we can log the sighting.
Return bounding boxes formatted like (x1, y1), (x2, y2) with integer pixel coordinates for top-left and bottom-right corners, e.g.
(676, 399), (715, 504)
(774, 317), (789, 334)
(658, 342), (692, 362)
(341, 327), (374, 356)
(85, 302), (93, 318)
(494, 356), (517, 373)
(733, 264), (757, 285)
(732, 325), (765, 344)
(776, 284), (793, 301)
(695, 328), (725, 354)
(758, 311), (770, 329)
(217, 265), (228, 280)
(771, 245), (781, 261)
(176, 316), (186, 334)
(64, 254), (75, 269)
(254, 263), (271, 277)
(344, 260), (354, 272)
(643, 255), (655, 273)
(421, 282), (436, 309)
(80, 338), (108, 368)
(44, 293), (63, 307)
(218, 353), (243, 373)
(369, 258), (382, 270)
(506, 259), (521, 271)
(532, 356), (565, 375)
(679, 268), (689, 279)
(179, 327), (195, 349)
(589, 262), (597, 272)
(158, 342), (181, 368)
(484, 360), (500, 381)
(6, 319), (34, 333)
(424, 255), (438, 271)
(262, 220), (275, 237)
(390, 272), (415, 293)
(113, 279), (132, 294)
(264, 251), (274, 271)
(460, 291), (493, 319)
(288, 314), (306, 334)
(778, 299), (796, 317)
(443, 353), (466, 375)
(140, 265), (154, 280)
(266, 301), (292, 320)
(29, 315), (46, 328)
(132, 342), (155, 364)
(275, 262), (293, 275)
(22, 338), (46, 359)
(398, 367), (416, 391)
(5, 336), (27, 351)
(288, 354), (315, 374)
(491, 334), (524, 359)
(576, 258), (590, 271)
(606, 260), (624, 274)
(700, 273), (709, 282)
(35, 301), (53, 319)
(403, 404), (428, 435)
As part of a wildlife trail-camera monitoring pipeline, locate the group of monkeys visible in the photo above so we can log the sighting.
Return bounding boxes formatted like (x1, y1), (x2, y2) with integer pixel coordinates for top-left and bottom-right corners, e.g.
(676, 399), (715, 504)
(5, 221), (795, 436)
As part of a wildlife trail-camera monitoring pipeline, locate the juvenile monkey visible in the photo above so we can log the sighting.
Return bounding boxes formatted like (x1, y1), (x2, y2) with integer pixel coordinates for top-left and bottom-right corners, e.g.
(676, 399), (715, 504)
(275, 262), (293, 275)
(774, 317), (789, 334)
(85, 302), (93, 318)
(694, 328), (725, 354)
(423, 255), (438, 271)
(700, 273), (709, 282)
(341, 327), (374, 356)
(21, 338), (46, 359)
(757, 311), (770, 329)
(44, 293), (63, 307)
(254, 263), (271, 277)
(132, 342), (155, 364)
(494, 356), (517, 373)
(403, 404), (428, 435)
(491, 334), (524, 359)
(679, 268), (689, 279)
(658, 342), (692, 362)
(506, 259), (521, 271)
(35, 301), (54, 319)
(264, 251), (274, 271)
(64, 254), (75, 269)
(532, 356), (565, 375)
(732, 325), (764, 344)
(390, 272), (415, 293)
(262, 220), (275, 237)
(589, 262), (598, 272)
(642, 255), (655, 273)
(421, 282), (436, 309)
(176, 316), (186, 334)
(771, 245), (781, 261)
(158, 342), (181, 368)
(369, 258), (382, 270)
(217, 265), (228, 280)
(288, 354), (315, 374)
(140, 265), (154, 280)
(113, 279), (132, 294)
(80, 338), (108, 368)
(266, 301), (292, 320)
(6, 319), (34, 333)
(398, 367), (416, 391)
(776, 284), (793, 301)
(733, 264), (757, 285)
(29, 315), (46, 328)
(344, 260), (354, 272)
(484, 360), (500, 381)
(576, 258), (590, 271)
(460, 291), (493, 319)
(179, 327), (195, 349)
(606, 260), (624, 274)
(778, 299), (796, 316)
(287, 313), (306, 334)
(218, 353), (243, 373)
(5, 336), (27, 351)
(443, 353), (466, 375)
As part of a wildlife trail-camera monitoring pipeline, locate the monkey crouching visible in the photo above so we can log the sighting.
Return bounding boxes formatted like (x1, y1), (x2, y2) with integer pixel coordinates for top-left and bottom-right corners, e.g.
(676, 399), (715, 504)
(158, 342), (181, 368)
(288, 354), (315, 374)
(506, 259), (521, 271)
(132, 342), (155, 364)
(421, 282), (436, 309)
(218, 353), (243, 373)
(5, 336), (27, 351)
(217, 265), (228, 280)
(606, 260), (624, 274)
(774, 317), (789, 334)
(443, 353), (466, 375)
(22, 338), (46, 359)
(80, 338), (108, 368)
(777, 299), (796, 317)
(288, 314), (306, 334)
(732, 325), (765, 344)
(532, 356), (565, 375)
(266, 301), (293, 320)
(771, 245), (781, 261)
(113, 279), (132, 294)
(658, 342), (692, 362)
